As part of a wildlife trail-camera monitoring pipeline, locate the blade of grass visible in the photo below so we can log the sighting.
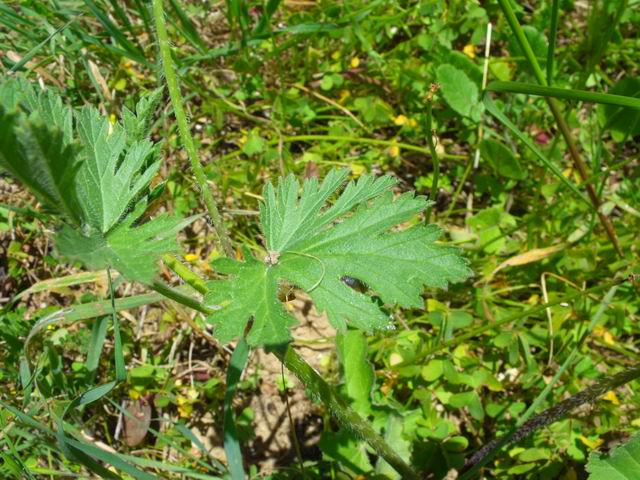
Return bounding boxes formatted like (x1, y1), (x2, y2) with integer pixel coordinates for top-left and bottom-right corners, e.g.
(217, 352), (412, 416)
(252, 0), (282, 36)
(424, 84), (440, 223)
(487, 81), (640, 109)
(546, 0), (560, 85)
(168, 0), (206, 52)
(82, 0), (147, 65)
(85, 317), (108, 375)
(12, 271), (107, 304)
(223, 338), (249, 480)
(483, 94), (591, 206)
(106, 0), (143, 50)
(131, 0), (153, 35)
(8, 19), (75, 74)
(496, 0), (624, 258)
(580, 0), (629, 88)
(107, 268), (126, 382)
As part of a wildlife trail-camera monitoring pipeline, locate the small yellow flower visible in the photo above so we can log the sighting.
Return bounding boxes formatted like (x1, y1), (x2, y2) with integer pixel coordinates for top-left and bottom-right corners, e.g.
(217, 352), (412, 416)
(109, 114), (117, 125)
(237, 130), (248, 146)
(177, 401), (193, 418)
(128, 389), (141, 400)
(463, 44), (476, 59)
(350, 164), (366, 177)
(603, 390), (620, 405)
(184, 253), (199, 263)
(331, 50), (341, 60)
(394, 115), (409, 126)
(603, 330), (615, 345)
(350, 57), (361, 68)
(389, 144), (400, 157)
(578, 435), (604, 449)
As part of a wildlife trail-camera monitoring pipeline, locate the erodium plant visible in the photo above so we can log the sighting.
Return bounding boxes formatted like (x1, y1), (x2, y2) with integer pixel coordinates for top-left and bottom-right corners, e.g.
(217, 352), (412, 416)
(0, 71), (471, 478)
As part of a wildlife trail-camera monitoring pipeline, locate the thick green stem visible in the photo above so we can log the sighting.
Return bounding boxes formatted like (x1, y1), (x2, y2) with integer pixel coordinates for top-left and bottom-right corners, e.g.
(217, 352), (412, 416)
(496, 0), (623, 258)
(273, 345), (420, 480)
(151, 280), (209, 314)
(152, 0), (234, 258)
(148, 279), (418, 479)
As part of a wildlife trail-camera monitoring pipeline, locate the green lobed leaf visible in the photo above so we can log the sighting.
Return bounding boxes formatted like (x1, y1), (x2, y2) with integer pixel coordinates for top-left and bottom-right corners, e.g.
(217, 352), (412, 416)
(56, 204), (199, 284)
(122, 87), (164, 144)
(0, 77), (191, 284)
(206, 169), (471, 347)
(205, 247), (296, 346)
(587, 433), (640, 479)
(0, 109), (83, 223)
(75, 106), (160, 233)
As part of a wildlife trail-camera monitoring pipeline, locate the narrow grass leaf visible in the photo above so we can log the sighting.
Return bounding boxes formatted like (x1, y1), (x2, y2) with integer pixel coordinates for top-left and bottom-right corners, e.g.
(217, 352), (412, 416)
(483, 93), (590, 206)
(224, 338), (249, 480)
(487, 81), (640, 109)
(86, 317), (108, 374)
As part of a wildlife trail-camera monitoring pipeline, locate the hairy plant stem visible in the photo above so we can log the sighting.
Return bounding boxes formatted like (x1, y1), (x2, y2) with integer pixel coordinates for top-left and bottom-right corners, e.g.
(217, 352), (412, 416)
(461, 285), (620, 478)
(148, 277), (419, 479)
(274, 345), (420, 480)
(462, 362), (640, 478)
(152, 0), (234, 258)
(496, 0), (623, 258)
